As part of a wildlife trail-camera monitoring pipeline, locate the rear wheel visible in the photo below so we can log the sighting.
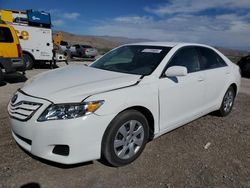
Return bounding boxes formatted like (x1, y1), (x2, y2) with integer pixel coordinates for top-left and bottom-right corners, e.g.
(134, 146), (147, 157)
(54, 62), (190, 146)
(23, 53), (34, 70)
(0, 69), (3, 83)
(217, 86), (235, 116)
(102, 110), (149, 166)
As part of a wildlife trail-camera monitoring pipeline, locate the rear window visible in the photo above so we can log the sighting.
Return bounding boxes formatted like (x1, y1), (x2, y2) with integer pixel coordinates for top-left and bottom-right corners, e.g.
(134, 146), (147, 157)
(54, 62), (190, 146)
(198, 47), (227, 70)
(60, 41), (68, 46)
(0, 27), (14, 43)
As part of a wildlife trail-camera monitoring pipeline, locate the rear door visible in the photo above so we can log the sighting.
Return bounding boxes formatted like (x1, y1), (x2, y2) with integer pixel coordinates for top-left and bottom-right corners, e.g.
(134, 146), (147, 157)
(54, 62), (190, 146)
(197, 47), (229, 109)
(158, 47), (205, 131)
(13, 24), (53, 60)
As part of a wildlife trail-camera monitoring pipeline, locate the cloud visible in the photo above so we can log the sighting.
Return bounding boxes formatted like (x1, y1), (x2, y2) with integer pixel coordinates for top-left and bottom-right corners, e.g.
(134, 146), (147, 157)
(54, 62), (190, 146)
(88, 1), (250, 50)
(53, 19), (64, 26)
(47, 9), (81, 28)
(145, 0), (250, 16)
(114, 16), (153, 24)
(63, 12), (80, 20)
(90, 12), (250, 50)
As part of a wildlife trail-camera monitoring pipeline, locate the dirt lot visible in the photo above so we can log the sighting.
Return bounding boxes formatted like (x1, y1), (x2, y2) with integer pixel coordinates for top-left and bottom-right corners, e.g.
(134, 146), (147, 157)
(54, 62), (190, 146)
(0, 61), (249, 188)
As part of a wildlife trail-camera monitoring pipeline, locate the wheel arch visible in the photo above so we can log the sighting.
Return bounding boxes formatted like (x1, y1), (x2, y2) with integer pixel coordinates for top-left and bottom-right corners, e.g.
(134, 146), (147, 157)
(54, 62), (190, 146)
(230, 83), (237, 95)
(123, 106), (155, 141)
(104, 105), (155, 142)
(23, 51), (35, 61)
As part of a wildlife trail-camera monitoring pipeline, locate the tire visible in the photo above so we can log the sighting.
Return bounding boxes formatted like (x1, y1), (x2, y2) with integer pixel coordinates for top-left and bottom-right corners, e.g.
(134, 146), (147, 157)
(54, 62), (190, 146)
(101, 110), (149, 167)
(217, 86), (235, 117)
(0, 69), (3, 83)
(23, 53), (34, 70)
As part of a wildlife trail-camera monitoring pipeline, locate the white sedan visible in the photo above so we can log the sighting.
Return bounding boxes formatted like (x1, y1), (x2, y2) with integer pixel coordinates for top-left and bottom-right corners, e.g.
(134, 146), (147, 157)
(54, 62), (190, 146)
(8, 42), (241, 166)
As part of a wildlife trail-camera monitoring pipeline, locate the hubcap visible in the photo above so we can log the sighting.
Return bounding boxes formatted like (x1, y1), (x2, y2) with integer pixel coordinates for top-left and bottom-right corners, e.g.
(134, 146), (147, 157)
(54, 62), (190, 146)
(114, 120), (144, 160)
(223, 90), (234, 113)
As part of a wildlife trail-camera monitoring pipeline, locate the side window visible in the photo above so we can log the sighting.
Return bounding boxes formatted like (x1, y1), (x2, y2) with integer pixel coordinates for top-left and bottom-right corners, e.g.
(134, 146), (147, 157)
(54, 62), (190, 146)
(166, 47), (200, 73)
(198, 47), (227, 70)
(0, 27), (14, 43)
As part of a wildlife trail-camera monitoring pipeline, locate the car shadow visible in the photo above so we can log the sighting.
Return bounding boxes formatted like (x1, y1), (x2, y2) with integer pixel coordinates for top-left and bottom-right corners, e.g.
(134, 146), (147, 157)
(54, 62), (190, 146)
(34, 63), (59, 70)
(0, 72), (27, 86)
(21, 182), (41, 188)
(241, 74), (250, 79)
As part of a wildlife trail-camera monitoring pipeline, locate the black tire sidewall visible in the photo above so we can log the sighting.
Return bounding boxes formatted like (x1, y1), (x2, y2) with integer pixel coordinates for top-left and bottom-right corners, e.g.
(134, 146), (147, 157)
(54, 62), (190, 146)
(102, 110), (149, 166)
(219, 86), (235, 116)
(23, 54), (34, 70)
(0, 69), (3, 83)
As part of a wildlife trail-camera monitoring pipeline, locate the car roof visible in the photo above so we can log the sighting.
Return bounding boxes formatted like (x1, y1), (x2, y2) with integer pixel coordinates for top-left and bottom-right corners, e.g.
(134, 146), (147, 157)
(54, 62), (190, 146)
(126, 41), (213, 49)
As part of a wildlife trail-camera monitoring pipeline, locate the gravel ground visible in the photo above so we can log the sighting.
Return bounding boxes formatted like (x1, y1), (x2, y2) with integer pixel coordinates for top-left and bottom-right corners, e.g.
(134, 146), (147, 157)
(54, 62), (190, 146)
(0, 61), (249, 188)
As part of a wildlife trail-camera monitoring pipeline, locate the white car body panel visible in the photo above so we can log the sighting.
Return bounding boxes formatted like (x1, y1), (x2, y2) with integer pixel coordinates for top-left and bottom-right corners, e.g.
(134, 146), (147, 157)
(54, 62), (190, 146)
(158, 71), (205, 132)
(8, 42), (241, 164)
(22, 65), (141, 103)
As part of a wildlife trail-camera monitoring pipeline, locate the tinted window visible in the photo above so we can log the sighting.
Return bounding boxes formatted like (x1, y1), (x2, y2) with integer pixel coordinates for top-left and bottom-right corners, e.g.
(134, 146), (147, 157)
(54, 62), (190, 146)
(166, 47), (200, 73)
(60, 41), (68, 46)
(81, 45), (92, 48)
(198, 47), (227, 70)
(91, 45), (171, 75)
(0, 27), (14, 43)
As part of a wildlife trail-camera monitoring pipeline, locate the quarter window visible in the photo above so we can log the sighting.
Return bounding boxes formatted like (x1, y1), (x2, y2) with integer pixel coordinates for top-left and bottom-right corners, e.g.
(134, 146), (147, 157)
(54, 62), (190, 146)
(0, 27), (14, 43)
(166, 47), (200, 73)
(198, 47), (227, 70)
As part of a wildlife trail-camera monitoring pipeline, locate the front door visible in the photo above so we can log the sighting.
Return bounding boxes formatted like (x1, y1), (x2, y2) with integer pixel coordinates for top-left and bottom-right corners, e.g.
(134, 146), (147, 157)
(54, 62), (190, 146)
(158, 47), (205, 132)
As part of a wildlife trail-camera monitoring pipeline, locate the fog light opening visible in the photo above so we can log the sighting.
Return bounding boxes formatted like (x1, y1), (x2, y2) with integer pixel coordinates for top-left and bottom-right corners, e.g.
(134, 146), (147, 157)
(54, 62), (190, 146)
(52, 145), (70, 156)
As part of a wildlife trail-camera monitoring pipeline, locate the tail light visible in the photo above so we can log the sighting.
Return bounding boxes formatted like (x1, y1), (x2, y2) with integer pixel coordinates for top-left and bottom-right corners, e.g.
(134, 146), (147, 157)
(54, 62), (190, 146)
(17, 44), (22, 57)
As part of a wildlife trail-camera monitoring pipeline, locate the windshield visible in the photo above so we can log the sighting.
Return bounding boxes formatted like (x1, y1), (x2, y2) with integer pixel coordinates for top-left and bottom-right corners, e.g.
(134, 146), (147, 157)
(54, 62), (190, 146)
(90, 45), (171, 75)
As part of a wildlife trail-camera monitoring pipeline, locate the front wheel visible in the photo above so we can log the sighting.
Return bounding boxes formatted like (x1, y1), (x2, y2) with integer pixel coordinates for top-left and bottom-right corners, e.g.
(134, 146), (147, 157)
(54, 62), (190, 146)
(101, 110), (149, 167)
(217, 86), (235, 116)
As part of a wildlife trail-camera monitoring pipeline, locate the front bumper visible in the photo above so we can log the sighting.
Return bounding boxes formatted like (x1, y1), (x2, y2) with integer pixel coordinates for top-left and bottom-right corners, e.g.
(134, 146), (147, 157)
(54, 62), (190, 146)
(8, 91), (115, 164)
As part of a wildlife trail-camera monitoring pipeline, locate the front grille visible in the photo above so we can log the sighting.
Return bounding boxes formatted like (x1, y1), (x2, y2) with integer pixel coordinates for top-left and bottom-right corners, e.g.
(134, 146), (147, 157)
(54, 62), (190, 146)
(9, 101), (42, 121)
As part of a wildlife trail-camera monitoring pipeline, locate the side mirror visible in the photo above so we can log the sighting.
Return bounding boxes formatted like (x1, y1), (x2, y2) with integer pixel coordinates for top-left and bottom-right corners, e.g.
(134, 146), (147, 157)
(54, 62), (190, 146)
(19, 36), (23, 39)
(165, 66), (188, 77)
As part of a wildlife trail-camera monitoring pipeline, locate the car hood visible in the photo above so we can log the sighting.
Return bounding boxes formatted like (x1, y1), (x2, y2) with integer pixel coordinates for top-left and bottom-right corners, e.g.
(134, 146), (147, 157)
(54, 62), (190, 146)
(22, 65), (141, 103)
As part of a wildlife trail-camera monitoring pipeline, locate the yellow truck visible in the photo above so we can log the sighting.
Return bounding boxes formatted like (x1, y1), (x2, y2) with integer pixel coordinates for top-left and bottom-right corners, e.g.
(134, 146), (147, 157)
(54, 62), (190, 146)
(0, 21), (25, 82)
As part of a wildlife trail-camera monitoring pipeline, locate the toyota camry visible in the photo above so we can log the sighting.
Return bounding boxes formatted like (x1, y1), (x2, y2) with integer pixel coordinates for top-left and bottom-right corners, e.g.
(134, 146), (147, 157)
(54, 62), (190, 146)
(8, 42), (241, 166)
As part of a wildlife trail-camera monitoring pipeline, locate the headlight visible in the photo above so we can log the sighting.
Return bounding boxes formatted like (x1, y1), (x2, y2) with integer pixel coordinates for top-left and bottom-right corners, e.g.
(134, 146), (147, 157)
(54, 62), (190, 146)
(38, 100), (104, 121)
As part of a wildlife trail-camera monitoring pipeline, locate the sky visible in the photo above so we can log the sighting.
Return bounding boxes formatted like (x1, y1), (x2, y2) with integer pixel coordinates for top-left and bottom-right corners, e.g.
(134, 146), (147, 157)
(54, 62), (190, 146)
(1, 0), (250, 51)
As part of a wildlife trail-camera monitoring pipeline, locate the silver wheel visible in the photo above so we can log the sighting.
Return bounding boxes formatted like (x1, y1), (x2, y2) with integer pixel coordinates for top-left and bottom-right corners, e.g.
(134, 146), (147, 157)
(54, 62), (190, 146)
(102, 110), (149, 166)
(114, 120), (144, 160)
(223, 89), (234, 113)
